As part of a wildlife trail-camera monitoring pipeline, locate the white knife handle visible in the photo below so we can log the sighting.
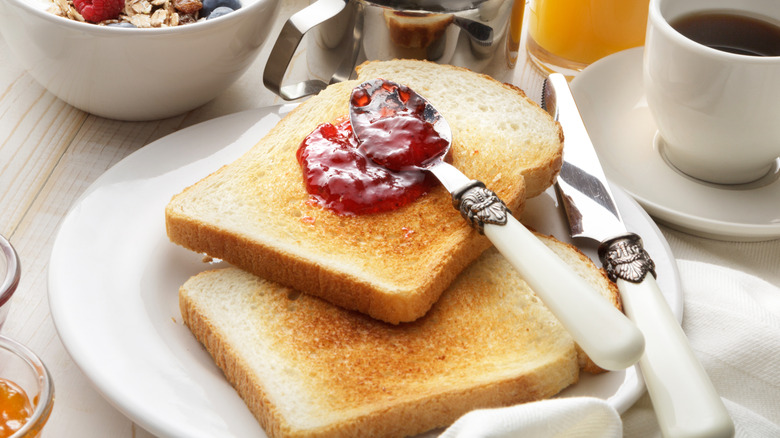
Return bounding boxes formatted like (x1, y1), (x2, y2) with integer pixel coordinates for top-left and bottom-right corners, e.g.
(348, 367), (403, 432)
(484, 216), (645, 371)
(619, 275), (734, 438)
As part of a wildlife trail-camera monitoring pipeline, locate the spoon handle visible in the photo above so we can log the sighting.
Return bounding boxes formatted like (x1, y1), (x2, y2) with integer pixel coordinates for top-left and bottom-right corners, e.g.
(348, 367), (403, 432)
(450, 179), (643, 370)
(483, 216), (645, 370)
(432, 152), (643, 369)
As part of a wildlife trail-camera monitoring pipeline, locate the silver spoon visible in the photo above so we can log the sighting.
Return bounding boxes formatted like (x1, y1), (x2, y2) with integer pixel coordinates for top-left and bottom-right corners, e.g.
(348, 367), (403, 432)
(349, 78), (644, 371)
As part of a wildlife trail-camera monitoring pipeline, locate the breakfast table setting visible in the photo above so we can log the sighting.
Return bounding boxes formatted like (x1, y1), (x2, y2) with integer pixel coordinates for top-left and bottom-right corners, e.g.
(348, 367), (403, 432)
(1, 0), (779, 436)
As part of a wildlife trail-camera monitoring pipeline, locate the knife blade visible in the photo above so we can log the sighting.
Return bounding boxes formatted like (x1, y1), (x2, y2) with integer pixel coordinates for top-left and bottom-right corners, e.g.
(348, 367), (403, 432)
(543, 73), (734, 438)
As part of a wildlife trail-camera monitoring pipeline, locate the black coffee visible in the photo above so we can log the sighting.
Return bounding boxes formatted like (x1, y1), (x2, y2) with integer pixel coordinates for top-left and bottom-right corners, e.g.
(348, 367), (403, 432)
(671, 11), (780, 56)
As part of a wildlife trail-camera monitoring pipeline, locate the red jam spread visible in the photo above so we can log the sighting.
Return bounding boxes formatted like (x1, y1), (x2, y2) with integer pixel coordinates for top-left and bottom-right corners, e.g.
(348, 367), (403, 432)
(0, 378), (33, 438)
(296, 79), (449, 215)
(296, 117), (436, 215)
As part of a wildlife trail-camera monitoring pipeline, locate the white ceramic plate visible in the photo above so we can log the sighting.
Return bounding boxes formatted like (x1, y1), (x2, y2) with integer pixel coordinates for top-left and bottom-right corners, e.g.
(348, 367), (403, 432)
(49, 105), (681, 438)
(570, 47), (780, 242)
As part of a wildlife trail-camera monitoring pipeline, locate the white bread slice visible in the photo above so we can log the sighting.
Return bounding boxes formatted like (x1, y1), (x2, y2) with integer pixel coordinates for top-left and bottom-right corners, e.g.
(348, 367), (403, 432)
(179, 234), (620, 438)
(167, 59), (563, 324)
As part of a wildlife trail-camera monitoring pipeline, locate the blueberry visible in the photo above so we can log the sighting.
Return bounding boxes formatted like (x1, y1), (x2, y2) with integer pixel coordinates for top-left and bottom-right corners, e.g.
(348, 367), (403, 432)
(201, 0), (241, 17)
(207, 6), (234, 19)
(107, 22), (136, 28)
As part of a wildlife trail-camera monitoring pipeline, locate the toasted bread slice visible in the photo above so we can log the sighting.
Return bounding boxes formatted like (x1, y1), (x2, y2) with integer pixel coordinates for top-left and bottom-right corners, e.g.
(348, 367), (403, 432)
(179, 234), (619, 438)
(167, 59), (563, 323)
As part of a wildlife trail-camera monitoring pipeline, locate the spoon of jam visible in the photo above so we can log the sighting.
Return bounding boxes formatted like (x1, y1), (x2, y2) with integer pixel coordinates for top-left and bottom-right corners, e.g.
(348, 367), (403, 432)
(349, 80), (451, 172)
(349, 79), (645, 372)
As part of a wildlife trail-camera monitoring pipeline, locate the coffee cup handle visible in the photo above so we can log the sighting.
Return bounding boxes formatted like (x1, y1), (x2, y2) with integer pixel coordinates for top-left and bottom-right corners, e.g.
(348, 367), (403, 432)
(263, 0), (356, 101)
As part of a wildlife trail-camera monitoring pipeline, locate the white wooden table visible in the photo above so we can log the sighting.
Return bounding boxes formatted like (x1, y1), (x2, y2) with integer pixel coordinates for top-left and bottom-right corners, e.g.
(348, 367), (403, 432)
(1, 1), (778, 436)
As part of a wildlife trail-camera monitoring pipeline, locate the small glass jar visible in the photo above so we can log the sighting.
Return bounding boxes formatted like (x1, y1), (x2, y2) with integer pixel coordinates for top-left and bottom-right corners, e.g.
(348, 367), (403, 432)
(0, 336), (54, 438)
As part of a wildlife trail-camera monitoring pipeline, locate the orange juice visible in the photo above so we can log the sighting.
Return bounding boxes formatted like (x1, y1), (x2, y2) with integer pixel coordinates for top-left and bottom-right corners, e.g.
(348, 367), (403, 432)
(527, 0), (649, 73)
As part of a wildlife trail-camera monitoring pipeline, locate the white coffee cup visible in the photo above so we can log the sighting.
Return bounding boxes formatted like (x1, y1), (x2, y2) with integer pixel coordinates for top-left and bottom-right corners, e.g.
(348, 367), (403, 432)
(643, 0), (780, 185)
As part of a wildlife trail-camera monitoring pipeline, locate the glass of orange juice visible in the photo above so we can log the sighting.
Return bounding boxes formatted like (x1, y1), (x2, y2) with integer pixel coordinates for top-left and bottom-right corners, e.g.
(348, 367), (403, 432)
(527, 0), (649, 76)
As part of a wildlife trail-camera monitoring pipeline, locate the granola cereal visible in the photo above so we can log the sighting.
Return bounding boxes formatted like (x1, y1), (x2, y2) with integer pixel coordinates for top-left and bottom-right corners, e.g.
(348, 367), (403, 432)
(48, 0), (203, 27)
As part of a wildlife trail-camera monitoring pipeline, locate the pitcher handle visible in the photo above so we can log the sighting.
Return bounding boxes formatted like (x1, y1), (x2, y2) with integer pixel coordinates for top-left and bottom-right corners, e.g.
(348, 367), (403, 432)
(263, 0), (355, 100)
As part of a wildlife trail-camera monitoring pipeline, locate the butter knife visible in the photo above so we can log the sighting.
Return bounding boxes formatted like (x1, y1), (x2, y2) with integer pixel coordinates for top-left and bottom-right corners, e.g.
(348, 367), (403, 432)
(543, 73), (734, 438)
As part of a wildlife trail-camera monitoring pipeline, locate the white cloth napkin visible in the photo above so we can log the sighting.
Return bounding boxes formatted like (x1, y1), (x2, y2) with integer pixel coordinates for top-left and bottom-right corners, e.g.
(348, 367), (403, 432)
(440, 397), (622, 438)
(440, 260), (780, 437)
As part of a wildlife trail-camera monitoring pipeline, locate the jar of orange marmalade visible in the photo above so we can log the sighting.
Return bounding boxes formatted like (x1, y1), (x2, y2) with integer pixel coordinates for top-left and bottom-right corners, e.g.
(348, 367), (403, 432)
(0, 336), (53, 438)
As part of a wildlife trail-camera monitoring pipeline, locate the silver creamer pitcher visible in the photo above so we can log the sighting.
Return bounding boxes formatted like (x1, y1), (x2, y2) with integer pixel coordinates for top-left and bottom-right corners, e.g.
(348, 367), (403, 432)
(264, 0), (520, 100)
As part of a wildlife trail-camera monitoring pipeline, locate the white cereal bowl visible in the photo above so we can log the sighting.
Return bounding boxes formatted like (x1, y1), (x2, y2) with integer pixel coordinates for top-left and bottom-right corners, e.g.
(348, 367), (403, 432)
(0, 0), (281, 120)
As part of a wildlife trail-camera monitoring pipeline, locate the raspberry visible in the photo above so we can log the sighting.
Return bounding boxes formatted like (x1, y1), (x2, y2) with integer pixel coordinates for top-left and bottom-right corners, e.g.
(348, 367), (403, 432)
(74, 0), (125, 23)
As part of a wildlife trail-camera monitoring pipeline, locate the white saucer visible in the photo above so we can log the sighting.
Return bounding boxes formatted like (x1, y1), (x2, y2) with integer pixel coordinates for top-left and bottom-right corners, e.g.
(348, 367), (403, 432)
(570, 47), (780, 242)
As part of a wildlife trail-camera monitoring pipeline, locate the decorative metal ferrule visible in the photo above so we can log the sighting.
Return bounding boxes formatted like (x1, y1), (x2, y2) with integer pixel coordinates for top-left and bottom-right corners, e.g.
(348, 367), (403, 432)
(598, 233), (656, 284)
(451, 180), (509, 234)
